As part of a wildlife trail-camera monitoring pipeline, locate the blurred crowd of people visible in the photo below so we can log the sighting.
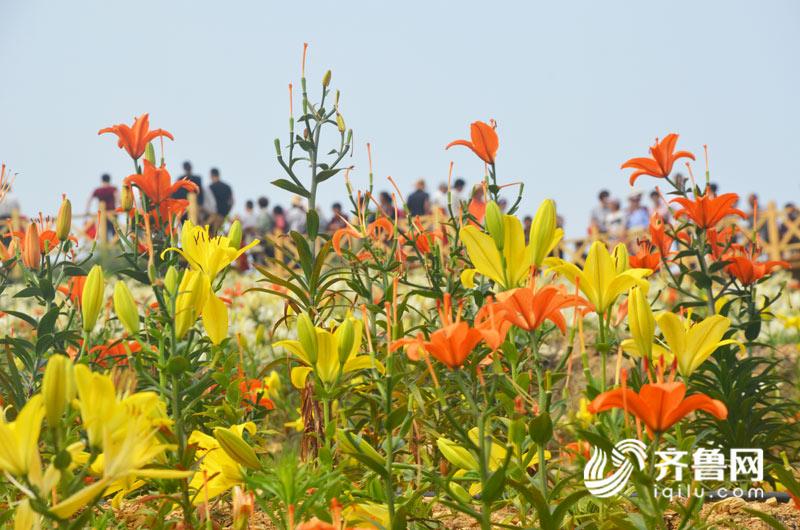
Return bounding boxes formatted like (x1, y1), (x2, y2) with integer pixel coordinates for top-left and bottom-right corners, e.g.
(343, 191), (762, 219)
(73, 166), (800, 259)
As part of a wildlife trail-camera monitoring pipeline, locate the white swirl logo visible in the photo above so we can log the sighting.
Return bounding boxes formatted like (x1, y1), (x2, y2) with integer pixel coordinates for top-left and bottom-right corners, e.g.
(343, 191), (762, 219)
(584, 438), (648, 497)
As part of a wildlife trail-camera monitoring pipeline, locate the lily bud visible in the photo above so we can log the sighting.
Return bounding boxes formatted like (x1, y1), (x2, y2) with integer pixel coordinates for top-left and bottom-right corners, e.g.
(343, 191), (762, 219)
(336, 113), (346, 133)
(484, 201), (505, 250)
(147, 255), (157, 285)
(228, 220), (243, 249)
(81, 265), (105, 332)
(529, 199), (563, 267)
(322, 69), (332, 87)
(42, 354), (75, 426)
(232, 486), (255, 530)
(120, 185), (133, 211)
(113, 281), (139, 335)
(22, 222), (41, 270)
(174, 270), (209, 339)
(264, 370), (281, 399)
(612, 242), (629, 273)
(336, 430), (384, 466)
(164, 265), (178, 296)
(628, 285), (655, 359)
(436, 437), (479, 471)
(213, 427), (261, 469)
(255, 324), (265, 344)
(56, 197), (72, 242)
(337, 317), (356, 364)
(297, 313), (318, 364)
(144, 142), (156, 165)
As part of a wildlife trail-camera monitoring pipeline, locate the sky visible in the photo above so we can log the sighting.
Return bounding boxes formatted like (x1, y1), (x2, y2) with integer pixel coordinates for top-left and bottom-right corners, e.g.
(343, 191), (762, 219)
(1, 0), (799, 236)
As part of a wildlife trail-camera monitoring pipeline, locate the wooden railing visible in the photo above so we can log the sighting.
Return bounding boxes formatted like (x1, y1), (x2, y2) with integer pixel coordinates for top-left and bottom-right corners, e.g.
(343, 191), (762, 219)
(6, 197), (800, 270)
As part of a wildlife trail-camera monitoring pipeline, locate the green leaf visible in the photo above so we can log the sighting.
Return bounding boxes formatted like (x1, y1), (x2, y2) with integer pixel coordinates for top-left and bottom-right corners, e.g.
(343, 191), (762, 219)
(481, 467), (506, 504)
(742, 507), (788, 530)
(272, 179), (309, 198)
(316, 168), (343, 183)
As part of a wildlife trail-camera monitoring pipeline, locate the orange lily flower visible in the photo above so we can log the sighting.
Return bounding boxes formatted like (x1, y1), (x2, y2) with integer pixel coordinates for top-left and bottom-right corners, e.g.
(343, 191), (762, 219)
(588, 381), (727, 435)
(391, 294), (484, 369)
(58, 275), (87, 306)
(496, 284), (587, 333)
(88, 340), (142, 368)
(124, 160), (198, 209)
(621, 133), (695, 186)
(628, 240), (661, 271)
(13, 223), (60, 269)
(648, 213), (673, 258)
(473, 299), (511, 352)
(723, 251), (789, 285)
(237, 377), (275, 411)
(671, 192), (747, 230)
(446, 120), (499, 164)
(98, 113), (174, 160)
(707, 225), (742, 260)
(332, 217), (395, 256)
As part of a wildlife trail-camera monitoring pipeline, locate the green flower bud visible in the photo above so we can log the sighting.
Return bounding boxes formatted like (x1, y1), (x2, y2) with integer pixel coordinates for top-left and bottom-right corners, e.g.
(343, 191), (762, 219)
(213, 427), (261, 469)
(437, 437), (479, 471)
(145, 142), (156, 165)
(322, 69), (332, 87)
(228, 220), (243, 249)
(56, 197), (72, 242)
(113, 281), (139, 335)
(484, 201), (505, 250)
(337, 318), (355, 364)
(42, 354), (75, 426)
(81, 265), (105, 332)
(164, 266), (179, 296)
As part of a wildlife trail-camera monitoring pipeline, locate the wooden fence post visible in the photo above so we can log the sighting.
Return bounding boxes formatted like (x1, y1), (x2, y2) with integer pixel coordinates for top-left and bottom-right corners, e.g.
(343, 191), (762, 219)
(188, 192), (199, 225)
(765, 201), (781, 260)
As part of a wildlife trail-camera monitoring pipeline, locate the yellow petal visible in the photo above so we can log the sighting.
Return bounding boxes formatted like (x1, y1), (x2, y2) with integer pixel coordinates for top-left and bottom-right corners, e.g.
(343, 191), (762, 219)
(460, 225), (505, 286)
(202, 294), (229, 345)
(460, 268), (478, 289)
(290, 366), (313, 389)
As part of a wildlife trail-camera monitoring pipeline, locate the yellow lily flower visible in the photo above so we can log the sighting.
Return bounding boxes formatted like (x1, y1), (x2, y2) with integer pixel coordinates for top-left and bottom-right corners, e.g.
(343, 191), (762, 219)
(461, 202), (562, 291)
(163, 221), (258, 282)
(0, 394), (45, 477)
(620, 285), (670, 362)
(189, 422), (256, 502)
(656, 312), (743, 376)
(163, 222), (252, 345)
(611, 242), (629, 273)
(546, 241), (651, 314)
(275, 313), (383, 389)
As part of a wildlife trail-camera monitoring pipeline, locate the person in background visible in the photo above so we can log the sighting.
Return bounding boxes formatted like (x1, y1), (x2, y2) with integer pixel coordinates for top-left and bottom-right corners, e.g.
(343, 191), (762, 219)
(451, 178), (467, 211)
(606, 199), (625, 242)
(432, 182), (449, 213)
(209, 168), (233, 217)
(650, 190), (669, 220)
(625, 190), (649, 232)
(287, 195), (307, 233)
(326, 202), (348, 231)
(523, 215), (533, 243)
(272, 205), (288, 234)
(173, 161), (204, 207)
(86, 173), (118, 239)
(240, 199), (258, 239)
(467, 185), (486, 224)
(674, 172), (686, 193)
(589, 189), (611, 235)
(378, 191), (403, 219)
(780, 202), (800, 244)
(407, 179), (429, 217)
(255, 197), (272, 235)
(708, 182), (719, 198)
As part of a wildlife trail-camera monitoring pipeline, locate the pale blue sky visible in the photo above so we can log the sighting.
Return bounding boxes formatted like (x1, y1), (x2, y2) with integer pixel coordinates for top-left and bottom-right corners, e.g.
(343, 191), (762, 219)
(1, 0), (798, 236)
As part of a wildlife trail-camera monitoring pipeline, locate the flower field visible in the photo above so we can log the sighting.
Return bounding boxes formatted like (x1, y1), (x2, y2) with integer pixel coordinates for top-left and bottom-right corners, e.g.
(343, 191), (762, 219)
(4, 52), (800, 530)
